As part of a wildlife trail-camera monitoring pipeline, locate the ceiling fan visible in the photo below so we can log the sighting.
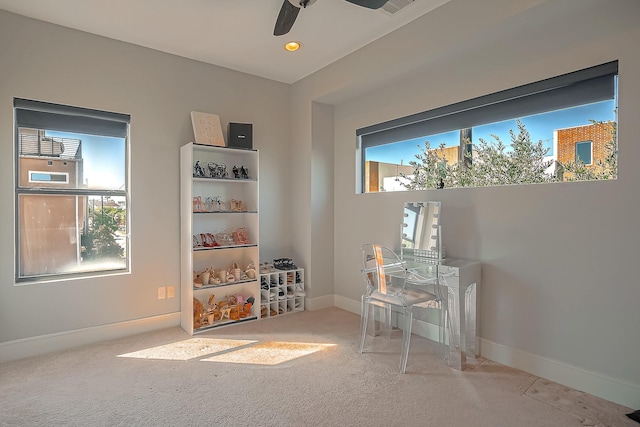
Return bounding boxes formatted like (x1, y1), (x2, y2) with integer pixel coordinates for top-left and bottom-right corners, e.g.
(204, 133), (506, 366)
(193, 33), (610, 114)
(274, 0), (389, 36)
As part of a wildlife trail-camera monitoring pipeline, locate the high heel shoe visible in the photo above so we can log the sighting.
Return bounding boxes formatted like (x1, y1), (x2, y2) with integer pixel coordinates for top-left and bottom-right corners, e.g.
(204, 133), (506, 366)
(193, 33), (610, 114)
(193, 161), (206, 177)
(215, 230), (233, 246)
(193, 196), (204, 212)
(232, 262), (241, 280)
(211, 195), (221, 211)
(201, 233), (218, 248)
(226, 267), (236, 283)
(205, 197), (215, 212)
(208, 233), (220, 247)
(245, 263), (256, 279)
(230, 199), (244, 212)
(240, 302), (251, 318)
(232, 227), (249, 245)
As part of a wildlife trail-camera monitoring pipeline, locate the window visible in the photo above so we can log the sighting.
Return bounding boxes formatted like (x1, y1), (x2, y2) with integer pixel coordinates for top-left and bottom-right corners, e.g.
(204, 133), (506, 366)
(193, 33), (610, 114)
(14, 98), (130, 282)
(357, 61), (618, 193)
(575, 141), (592, 165)
(29, 171), (69, 184)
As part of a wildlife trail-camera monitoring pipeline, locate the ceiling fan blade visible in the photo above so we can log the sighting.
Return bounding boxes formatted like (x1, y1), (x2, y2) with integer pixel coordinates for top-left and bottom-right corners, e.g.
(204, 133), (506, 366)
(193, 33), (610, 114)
(344, 0), (389, 9)
(274, 0), (300, 36)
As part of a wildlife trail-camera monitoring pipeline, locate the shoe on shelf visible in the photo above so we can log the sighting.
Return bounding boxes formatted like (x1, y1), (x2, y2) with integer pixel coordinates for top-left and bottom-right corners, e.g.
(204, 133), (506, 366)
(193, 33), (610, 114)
(274, 258), (298, 270)
(193, 274), (203, 288)
(205, 197), (217, 212)
(259, 261), (276, 273)
(245, 263), (256, 279)
(215, 231), (233, 246)
(295, 283), (306, 297)
(201, 233), (219, 248)
(193, 161), (206, 177)
(193, 196), (204, 212)
(231, 227), (249, 245)
(230, 199), (245, 212)
(259, 262), (268, 274)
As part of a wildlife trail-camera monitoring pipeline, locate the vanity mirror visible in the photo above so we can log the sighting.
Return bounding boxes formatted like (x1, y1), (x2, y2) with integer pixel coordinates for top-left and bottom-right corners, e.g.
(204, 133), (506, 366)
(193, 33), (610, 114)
(401, 201), (442, 260)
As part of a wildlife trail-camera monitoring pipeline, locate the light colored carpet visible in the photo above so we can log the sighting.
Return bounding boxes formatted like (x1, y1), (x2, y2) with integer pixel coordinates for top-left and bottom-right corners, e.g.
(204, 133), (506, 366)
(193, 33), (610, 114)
(0, 307), (635, 427)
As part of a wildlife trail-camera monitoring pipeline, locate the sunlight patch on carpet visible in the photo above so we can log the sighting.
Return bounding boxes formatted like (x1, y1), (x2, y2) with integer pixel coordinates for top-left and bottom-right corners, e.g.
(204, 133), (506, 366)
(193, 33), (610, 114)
(201, 341), (336, 365)
(117, 338), (256, 361)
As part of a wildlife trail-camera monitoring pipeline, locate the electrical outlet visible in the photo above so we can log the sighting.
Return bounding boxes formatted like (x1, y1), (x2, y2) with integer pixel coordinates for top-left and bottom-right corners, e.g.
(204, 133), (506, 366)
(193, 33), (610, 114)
(157, 286), (166, 300)
(166, 285), (175, 298)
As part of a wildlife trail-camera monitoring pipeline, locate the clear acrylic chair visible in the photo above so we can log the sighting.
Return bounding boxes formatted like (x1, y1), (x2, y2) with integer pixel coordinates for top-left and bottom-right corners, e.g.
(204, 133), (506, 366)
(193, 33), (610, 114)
(358, 243), (439, 373)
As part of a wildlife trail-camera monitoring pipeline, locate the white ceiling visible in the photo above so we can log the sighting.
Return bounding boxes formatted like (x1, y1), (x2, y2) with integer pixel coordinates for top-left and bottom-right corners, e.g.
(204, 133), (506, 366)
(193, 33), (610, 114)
(0, 0), (450, 84)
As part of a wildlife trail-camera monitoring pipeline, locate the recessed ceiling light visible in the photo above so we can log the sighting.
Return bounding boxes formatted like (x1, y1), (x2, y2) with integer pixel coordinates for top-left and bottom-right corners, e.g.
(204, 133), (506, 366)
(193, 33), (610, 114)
(284, 41), (302, 52)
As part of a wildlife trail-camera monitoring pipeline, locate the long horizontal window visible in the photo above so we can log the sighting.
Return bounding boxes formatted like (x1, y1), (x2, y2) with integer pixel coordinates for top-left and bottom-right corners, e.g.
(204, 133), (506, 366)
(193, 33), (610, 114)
(358, 61), (618, 192)
(15, 98), (130, 282)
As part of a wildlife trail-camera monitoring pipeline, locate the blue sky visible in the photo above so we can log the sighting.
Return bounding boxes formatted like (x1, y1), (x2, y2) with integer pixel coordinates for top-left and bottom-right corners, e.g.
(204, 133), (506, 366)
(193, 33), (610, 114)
(47, 130), (126, 190)
(366, 100), (616, 165)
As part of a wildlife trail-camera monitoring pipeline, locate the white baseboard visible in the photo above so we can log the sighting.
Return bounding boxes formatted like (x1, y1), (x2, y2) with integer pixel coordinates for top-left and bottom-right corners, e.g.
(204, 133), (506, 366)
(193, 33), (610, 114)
(334, 294), (639, 409)
(334, 294), (360, 313)
(305, 294), (335, 311)
(480, 337), (640, 409)
(0, 312), (181, 363)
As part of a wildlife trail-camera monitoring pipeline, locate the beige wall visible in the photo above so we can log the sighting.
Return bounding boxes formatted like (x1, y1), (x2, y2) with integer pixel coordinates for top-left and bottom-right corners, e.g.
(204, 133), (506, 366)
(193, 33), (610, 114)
(0, 10), (291, 343)
(292, 0), (640, 408)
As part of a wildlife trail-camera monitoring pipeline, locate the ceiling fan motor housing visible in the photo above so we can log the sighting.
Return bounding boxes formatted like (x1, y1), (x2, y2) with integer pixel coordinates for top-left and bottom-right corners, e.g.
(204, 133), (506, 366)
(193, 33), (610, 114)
(276, 0), (384, 36)
(287, 0), (317, 8)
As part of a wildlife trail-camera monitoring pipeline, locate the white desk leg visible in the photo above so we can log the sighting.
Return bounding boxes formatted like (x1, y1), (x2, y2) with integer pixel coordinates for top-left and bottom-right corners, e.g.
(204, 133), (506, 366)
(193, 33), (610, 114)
(465, 283), (477, 358)
(446, 285), (466, 370)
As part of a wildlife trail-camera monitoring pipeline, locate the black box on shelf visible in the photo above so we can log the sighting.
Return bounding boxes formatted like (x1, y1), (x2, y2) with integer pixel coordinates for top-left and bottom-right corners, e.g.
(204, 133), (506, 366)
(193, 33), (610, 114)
(228, 122), (253, 150)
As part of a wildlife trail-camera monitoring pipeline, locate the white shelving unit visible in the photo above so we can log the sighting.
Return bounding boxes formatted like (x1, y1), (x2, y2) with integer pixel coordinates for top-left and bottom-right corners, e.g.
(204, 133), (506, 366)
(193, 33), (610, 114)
(180, 142), (259, 335)
(259, 269), (305, 319)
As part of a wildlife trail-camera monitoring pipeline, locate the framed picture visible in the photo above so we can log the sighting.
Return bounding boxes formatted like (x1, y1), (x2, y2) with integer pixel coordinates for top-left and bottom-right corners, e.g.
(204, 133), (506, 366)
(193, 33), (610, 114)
(191, 111), (225, 146)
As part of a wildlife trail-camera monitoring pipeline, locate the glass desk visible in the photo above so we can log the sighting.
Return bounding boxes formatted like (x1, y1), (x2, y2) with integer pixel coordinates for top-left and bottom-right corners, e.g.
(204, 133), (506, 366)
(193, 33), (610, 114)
(403, 257), (481, 371)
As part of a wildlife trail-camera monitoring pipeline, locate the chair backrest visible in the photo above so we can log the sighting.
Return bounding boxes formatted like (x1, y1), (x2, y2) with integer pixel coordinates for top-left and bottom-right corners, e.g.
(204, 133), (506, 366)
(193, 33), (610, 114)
(361, 244), (406, 296)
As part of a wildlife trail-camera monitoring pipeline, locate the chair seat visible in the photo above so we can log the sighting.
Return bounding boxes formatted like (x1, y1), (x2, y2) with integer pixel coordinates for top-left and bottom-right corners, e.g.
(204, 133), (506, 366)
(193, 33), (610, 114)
(369, 286), (437, 307)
